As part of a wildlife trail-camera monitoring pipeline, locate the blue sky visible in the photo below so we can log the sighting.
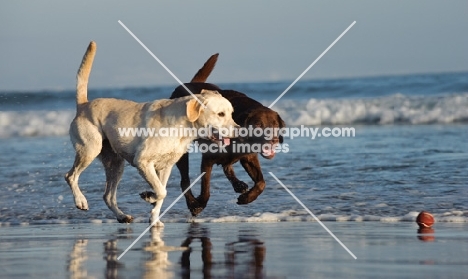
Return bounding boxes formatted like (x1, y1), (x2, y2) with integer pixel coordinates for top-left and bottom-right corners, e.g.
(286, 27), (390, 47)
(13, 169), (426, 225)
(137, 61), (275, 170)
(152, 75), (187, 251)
(1, 1), (467, 91)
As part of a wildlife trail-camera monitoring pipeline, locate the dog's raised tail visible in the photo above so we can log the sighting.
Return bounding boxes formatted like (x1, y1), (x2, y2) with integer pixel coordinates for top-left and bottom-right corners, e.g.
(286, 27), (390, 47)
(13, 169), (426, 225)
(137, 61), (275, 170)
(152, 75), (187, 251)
(190, 53), (219, 82)
(76, 41), (97, 106)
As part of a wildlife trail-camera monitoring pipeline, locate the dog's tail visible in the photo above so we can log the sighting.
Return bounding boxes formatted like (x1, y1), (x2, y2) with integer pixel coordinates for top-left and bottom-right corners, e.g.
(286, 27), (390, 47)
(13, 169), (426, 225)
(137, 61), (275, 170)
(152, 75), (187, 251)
(76, 41), (97, 106)
(190, 53), (219, 82)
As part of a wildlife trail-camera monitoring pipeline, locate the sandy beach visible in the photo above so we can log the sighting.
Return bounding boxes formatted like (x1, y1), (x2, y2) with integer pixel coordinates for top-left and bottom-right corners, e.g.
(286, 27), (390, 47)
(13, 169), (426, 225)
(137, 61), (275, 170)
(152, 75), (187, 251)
(1, 221), (467, 278)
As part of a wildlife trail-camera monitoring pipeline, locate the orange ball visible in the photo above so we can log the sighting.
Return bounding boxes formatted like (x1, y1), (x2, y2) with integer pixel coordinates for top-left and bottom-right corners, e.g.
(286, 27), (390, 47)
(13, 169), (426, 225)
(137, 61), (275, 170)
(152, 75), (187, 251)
(416, 211), (435, 228)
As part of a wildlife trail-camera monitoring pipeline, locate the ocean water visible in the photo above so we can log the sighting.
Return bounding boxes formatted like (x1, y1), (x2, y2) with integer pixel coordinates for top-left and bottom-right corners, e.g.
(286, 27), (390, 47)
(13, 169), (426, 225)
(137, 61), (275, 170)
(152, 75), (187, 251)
(0, 72), (467, 225)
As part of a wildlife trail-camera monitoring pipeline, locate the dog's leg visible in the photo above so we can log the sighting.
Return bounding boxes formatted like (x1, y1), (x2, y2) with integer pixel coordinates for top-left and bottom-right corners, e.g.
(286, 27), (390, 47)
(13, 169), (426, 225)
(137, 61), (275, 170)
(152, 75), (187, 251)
(65, 132), (102, 210)
(139, 166), (172, 226)
(151, 166), (173, 227)
(223, 164), (249, 194)
(100, 141), (132, 223)
(135, 159), (167, 227)
(156, 166), (172, 195)
(177, 153), (191, 189)
(175, 153), (202, 214)
(237, 154), (265, 204)
(191, 156), (214, 216)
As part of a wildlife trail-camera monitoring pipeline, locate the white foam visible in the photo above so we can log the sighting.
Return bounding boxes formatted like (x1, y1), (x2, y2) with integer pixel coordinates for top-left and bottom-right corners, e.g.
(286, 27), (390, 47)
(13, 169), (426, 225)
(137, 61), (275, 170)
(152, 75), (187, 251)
(273, 93), (468, 126)
(0, 110), (74, 138)
(1, 209), (467, 226)
(183, 210), (468, 224)
(186, 210), (468, 224)
(1, 93), (467, 139)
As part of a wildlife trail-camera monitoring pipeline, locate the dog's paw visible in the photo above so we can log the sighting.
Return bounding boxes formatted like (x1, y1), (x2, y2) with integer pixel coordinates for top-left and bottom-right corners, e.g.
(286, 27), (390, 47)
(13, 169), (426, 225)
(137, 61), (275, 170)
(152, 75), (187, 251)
(140, 191), (158, 204)
(237, 192), (258, 205)
(189, 206), (205, 217)
(149, 217), (165, 227)
(188, 198), (208, 216)
(117, 215), (134, 224)
(184, 198), (205, 216)
(153, 221), (164, 227)
(74, 195), (89, 210)
(232, 180), (249, 194)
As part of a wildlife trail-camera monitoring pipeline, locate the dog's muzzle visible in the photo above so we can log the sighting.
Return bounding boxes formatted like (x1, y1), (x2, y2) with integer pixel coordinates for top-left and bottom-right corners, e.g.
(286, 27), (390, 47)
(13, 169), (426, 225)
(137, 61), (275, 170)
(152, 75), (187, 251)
(209, 127), (230, 146)
(260, 136), (281, 159)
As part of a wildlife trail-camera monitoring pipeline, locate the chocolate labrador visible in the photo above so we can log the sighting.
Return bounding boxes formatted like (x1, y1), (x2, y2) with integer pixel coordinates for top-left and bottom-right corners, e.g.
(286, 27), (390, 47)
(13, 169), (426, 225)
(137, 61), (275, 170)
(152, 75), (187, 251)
(170, 54), (285, 216)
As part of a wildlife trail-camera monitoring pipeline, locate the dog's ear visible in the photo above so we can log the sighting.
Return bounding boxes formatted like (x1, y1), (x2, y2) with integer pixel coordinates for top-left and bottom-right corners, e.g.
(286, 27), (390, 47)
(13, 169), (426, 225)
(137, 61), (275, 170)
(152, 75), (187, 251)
(277, 113), (286, 143)
(186, 98), (203, 122)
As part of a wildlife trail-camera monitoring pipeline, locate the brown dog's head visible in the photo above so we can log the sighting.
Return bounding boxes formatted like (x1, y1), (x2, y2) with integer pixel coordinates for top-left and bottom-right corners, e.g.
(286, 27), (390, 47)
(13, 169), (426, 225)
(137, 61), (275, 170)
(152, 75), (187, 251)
(242, 109), (286, 159)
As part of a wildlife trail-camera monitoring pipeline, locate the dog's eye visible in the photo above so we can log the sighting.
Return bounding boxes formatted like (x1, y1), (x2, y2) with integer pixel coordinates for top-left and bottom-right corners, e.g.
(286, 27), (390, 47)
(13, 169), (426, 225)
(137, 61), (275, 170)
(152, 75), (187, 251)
(218, 112), (225, 117)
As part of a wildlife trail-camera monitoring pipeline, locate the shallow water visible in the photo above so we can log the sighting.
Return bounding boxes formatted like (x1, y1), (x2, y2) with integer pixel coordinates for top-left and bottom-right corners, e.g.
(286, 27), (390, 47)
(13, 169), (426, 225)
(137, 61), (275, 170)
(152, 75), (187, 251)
(1, 73), (467, 225)
(0, 124), (466, 225)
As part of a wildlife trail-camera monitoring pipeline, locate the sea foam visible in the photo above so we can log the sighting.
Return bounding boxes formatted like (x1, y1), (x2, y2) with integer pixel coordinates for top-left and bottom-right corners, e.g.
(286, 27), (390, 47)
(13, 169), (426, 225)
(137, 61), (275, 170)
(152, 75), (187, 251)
(272, 93), (468, 125)
(1, 93), (467, 138)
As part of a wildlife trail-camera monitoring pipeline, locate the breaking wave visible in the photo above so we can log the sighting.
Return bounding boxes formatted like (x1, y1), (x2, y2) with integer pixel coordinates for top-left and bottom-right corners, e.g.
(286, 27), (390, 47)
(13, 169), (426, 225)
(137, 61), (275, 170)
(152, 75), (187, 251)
(1, 93), (467, 138)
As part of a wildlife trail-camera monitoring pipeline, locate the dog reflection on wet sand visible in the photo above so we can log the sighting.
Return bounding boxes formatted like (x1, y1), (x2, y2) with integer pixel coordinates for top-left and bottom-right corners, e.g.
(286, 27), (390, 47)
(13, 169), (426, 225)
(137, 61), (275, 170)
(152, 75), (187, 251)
(67, 225), (266, 278)
(144, 227), (187, 279)
(67, 239), (89, 279)
(180, 224), (266, 279)
(144, 224), (267, 279)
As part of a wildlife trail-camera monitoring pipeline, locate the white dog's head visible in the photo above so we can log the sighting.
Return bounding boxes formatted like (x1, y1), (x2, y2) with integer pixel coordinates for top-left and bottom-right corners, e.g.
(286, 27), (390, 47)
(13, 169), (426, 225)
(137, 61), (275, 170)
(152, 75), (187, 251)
(186, 89), (239, 142)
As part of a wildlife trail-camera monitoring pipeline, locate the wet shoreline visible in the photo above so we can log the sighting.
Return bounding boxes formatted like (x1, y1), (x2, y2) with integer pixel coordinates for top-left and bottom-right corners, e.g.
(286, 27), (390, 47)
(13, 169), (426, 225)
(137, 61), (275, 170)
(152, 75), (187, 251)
(1, 222), (467, 278)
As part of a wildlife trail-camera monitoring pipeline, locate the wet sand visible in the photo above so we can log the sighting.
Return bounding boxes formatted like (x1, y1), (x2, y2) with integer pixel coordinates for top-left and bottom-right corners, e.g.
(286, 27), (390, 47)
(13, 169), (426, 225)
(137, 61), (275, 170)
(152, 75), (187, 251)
(1, 222), (467, 278)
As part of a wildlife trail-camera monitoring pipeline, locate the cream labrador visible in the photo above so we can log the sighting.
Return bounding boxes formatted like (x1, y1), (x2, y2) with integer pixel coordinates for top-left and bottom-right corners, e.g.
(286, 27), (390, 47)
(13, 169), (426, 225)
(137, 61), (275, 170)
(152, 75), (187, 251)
(65, 41), (238, 226)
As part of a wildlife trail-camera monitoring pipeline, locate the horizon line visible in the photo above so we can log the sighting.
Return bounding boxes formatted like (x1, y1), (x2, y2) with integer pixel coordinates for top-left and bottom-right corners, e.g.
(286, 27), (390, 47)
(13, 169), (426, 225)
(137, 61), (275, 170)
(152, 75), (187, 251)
(1, 69), (467, 93)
